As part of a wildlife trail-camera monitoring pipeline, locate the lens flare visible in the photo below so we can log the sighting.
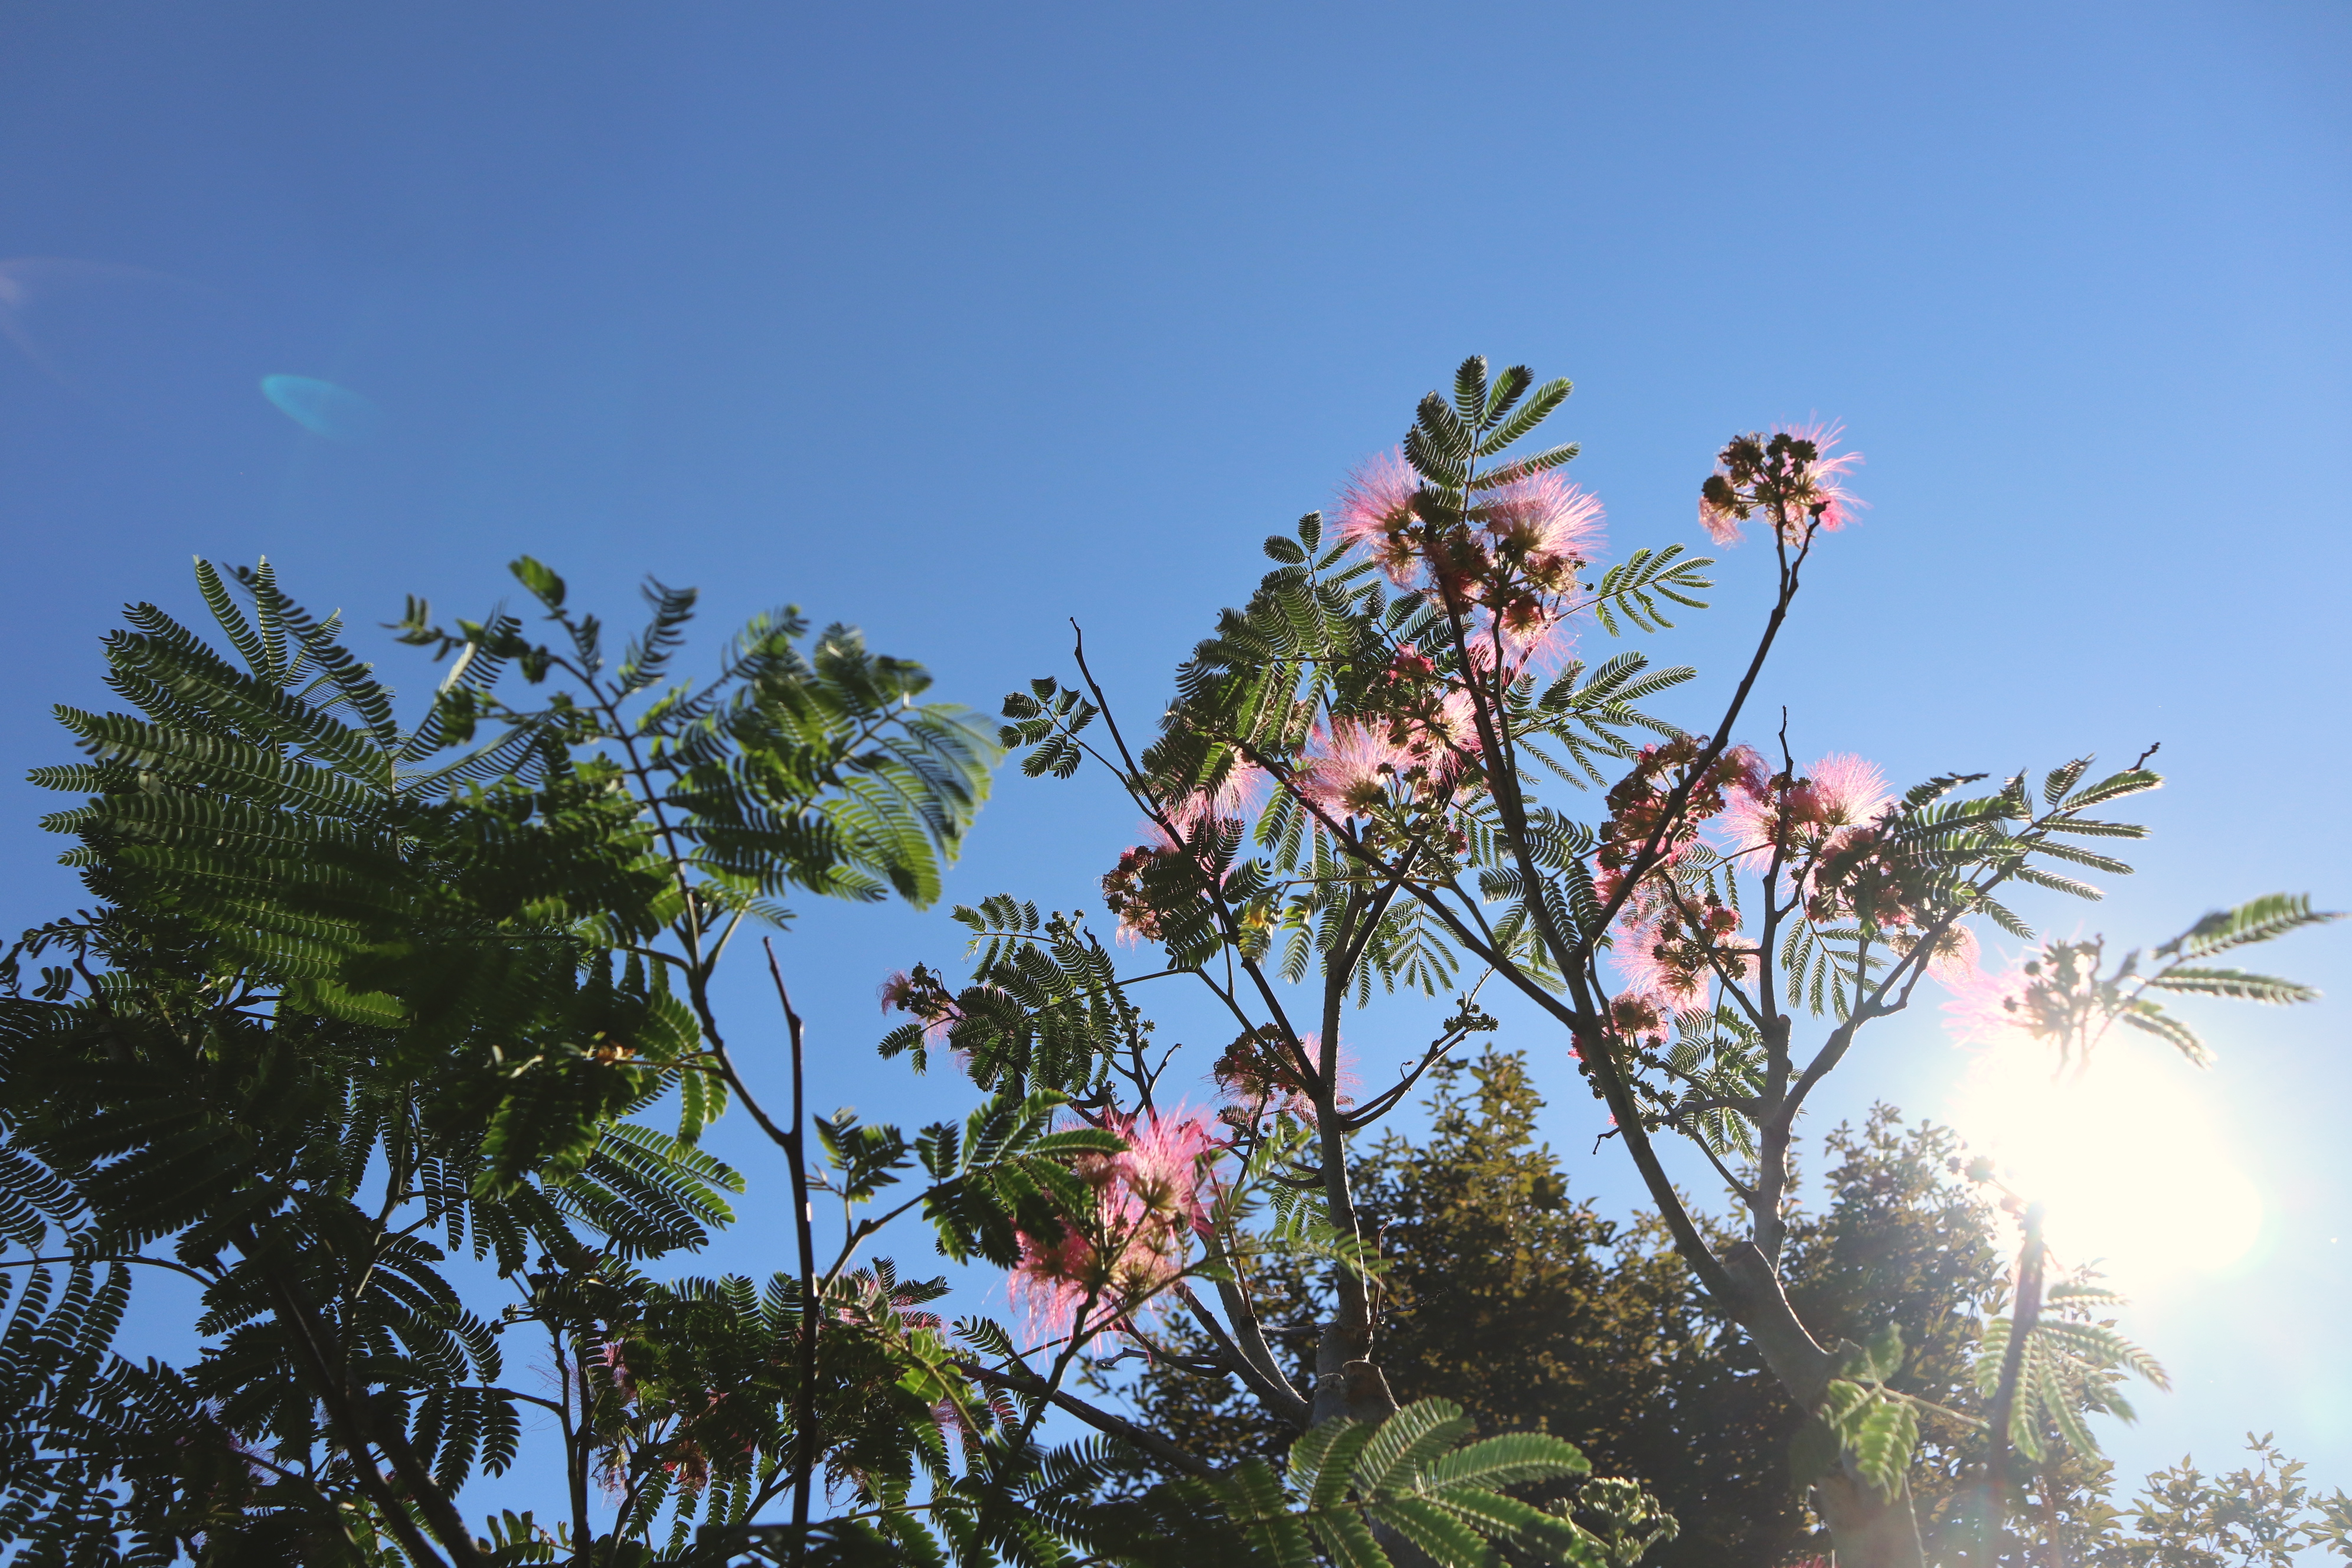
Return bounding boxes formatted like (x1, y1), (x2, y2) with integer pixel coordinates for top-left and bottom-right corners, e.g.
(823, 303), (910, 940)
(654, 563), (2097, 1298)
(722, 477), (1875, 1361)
(0, 257), (236, 412)
(260, 374), (382, 443)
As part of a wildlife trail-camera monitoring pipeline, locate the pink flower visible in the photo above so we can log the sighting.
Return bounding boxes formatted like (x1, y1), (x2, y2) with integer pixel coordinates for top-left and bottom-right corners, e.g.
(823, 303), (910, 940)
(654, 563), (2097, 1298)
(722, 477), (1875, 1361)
(1714, 753), (1892, 855)
(1697, 421), (1866, 545)
(1923, 922), (1980, 985)
(1805, 751), (1892, 827)
(1488, 598), (1579, 672)
(1295, 720), (1420, 819)
(1336, 449), (1423, 585)
(1482, 469), (1605, 584)
(1606, 909), (1675, 1003)
(1380, 688), (1483, 775)
(1102, 839), (1178, 945)
(1210, 1029), (1358, 1125)
(1432, 689), (1481, 754)
(1606, 907), (1709, 1012)
(1292, 1031), (1361, 1114)
(1698, 490), (1746, 547)
(1783, 420), (1865, 532)
(1938, 955), (2031, 1046)
(1162, 763), (1270, 838)
(1011, 1109), (1226, 1342)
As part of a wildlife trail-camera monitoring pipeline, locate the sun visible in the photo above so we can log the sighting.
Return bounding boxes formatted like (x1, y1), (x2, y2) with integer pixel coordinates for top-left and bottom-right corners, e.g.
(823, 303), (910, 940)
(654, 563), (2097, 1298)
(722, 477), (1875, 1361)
(1943, 1032), (2263, 1285)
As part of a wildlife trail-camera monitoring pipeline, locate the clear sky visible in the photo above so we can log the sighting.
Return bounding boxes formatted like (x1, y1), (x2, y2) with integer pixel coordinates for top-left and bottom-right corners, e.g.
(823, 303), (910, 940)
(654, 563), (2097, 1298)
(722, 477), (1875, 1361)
(2, 0), (2345, 1515)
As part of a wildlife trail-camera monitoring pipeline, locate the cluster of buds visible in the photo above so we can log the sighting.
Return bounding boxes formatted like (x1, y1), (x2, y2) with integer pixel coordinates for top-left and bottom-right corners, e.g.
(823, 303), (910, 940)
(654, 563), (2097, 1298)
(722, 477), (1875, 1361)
(1804, 824), (1920, 930)
(1646, 896), (1742, 982)
(1383, 643), (1436, 685)
(1100, 842), (1181, 943)
(1943, 938), (2129, 1066)
(1697, 423), (1863, 547)
(878, 963), (961, 1040)
(1210, 1025), (1318, 1130)
(1609, 992), (1668, 1048)
(1596, 737), (1766, 902)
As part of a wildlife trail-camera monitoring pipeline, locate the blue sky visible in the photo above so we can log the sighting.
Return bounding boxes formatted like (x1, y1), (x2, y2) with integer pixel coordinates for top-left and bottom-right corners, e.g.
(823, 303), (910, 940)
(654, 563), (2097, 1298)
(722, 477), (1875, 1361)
(1, 0), (2345, 1520)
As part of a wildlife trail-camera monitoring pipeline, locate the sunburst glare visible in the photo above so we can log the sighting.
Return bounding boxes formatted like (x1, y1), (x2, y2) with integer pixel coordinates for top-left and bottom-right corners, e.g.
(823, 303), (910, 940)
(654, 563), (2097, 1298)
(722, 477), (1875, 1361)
(1946, 1031), (2262, 1287)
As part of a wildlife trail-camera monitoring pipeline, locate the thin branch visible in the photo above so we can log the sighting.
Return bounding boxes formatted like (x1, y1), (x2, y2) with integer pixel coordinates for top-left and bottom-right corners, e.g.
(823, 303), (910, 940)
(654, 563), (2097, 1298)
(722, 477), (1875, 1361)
(762, 940), (822, 1568)
(954, 1360), (1211, 1479)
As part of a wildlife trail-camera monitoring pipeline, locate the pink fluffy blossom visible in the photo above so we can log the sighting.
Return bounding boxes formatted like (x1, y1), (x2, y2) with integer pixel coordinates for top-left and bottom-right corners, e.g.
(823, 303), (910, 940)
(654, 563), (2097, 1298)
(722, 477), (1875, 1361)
(1698, 491), (1746, 547)
(1606, 907), (1708, 1012)
(1335, 449), (1423, 585)
(1715, 753), (1892, 855)
(1785, 420), (1866, 532)
(1805, 751), (1892, 827)
(1938, 955), (2031, 1046)
(1488, 600), (1579, 672)
(1162, 763), (1270, 838)
(1011, 1109), (1224, 1342)
(1698, 421), (1866, 545)
(1385, 688), (1483, 772)
(1295, 720), (1420, 819)
(1922, 922), (1980, 985)
(1482, 469), (1605, 583)
(1293, 1031), (1361, 1114)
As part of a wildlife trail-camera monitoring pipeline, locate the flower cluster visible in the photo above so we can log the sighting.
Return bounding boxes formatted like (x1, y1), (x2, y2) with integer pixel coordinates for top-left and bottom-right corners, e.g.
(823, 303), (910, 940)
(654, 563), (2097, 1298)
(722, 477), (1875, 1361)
(1101, 770), (1268, 945)
(879, 963), (961, 1044)
(1804, 822), (1922, 930)
(1100, 841), (1181, 943)
(1208, 1026), (1355, 1130)
(1295, 720), (1429, 820)
(1938, 938), (2117, 1060)
(1337, 447), (1604, 675)
(1696, 422), (1864, 546)
(1714, 752), (1892, 857)
(1158, 764), (1269, 842)
(1010, 1109), (1223, 1342)
(1210, 1026), (1315, 1128)
(1595, 737), (1768, 903)
(1608, 894), (1746, 1025)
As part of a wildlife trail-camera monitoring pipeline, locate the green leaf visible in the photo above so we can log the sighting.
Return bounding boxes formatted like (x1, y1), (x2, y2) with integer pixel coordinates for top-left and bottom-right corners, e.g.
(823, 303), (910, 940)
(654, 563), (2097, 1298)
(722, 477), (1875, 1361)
(509, 554), (567, 609)
(1366, 1495), (1493, 1567)
(2157, 893), (2343, 960)
(1847, 1396), (1919, 1500)
(1291, 1418), (1373, 1511)
(1308, 1506), (1394, 1568)
(1425, 1432), (1590, 1492)
(1355, 1398), (1473, 1495)
(2142, 966), (2318, 1005)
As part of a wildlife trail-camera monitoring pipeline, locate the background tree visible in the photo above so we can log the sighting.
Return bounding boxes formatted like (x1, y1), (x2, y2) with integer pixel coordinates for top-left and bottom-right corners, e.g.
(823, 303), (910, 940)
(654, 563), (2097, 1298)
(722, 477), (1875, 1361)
(1119, 1050), (2352, 1568)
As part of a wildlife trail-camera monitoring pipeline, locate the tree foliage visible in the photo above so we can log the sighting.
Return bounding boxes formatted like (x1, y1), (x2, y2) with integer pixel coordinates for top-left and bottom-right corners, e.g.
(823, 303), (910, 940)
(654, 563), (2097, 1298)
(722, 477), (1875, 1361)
(0, 353), (2339, 1567)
